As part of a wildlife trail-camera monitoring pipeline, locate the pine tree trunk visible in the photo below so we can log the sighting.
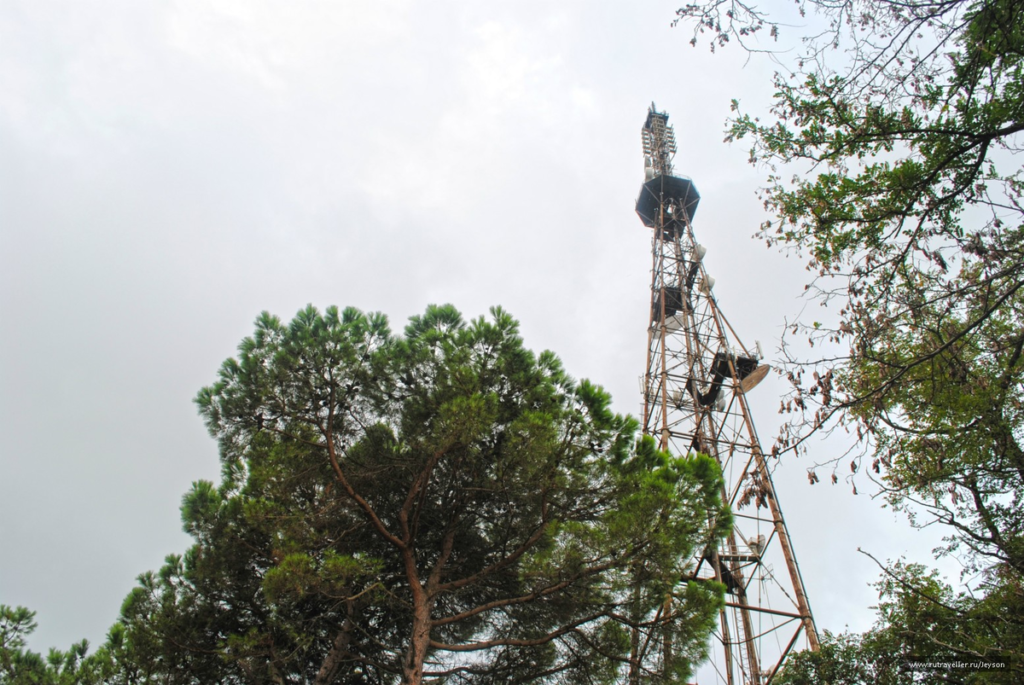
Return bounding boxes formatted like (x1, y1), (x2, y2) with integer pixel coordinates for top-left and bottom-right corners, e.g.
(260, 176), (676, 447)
(314, 608), (354, 685)
(401, 599), (432, 685)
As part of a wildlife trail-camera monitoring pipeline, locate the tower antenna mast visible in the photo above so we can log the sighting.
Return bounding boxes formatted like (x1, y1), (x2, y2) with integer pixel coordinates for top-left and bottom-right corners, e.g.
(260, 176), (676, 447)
(636, 104), (819, 685)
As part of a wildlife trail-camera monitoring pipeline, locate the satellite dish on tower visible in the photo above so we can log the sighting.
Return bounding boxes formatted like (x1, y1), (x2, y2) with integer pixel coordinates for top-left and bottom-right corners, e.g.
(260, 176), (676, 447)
(739, 364), (771, 393)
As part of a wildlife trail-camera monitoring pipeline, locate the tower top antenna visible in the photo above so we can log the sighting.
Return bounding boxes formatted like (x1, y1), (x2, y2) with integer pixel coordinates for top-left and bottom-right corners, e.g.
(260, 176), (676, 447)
(642, 103), (676, 178)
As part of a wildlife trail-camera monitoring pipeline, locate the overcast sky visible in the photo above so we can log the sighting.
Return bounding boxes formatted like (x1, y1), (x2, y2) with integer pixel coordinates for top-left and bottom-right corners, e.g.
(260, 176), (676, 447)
(1, 0), (955, 656)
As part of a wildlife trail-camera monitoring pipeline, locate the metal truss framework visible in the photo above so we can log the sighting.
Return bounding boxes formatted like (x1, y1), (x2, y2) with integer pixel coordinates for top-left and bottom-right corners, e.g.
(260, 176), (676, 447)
(637, 105), (819, 685)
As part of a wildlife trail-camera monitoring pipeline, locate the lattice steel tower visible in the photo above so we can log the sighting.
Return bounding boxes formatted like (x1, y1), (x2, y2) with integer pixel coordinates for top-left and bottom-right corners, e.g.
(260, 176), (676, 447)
(636, 105), (819, 685)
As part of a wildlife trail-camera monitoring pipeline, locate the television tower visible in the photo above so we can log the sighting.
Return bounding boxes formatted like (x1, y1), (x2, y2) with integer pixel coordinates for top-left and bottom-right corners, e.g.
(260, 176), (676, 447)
(636, 105), (819, 685)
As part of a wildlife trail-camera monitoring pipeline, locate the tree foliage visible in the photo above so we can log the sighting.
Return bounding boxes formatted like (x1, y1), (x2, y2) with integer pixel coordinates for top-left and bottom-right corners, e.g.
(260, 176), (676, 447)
(775, 560), (1020, 684)
(674, 0), (1024, 676)
(0, 605), (114, 685)
(111, 304), (729, 684)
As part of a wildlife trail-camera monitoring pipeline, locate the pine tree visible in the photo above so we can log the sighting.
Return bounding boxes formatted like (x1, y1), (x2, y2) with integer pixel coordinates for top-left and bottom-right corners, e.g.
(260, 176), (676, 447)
(113, 304), (730, 684)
